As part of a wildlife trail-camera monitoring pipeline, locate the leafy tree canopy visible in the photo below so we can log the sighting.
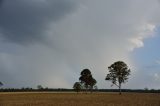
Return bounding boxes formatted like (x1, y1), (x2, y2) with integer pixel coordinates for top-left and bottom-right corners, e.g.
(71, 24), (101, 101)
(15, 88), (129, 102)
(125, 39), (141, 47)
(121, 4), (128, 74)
(105, 61), (131, 94)
(0, 82), (3, 86)
(79, 69), (97, 91)
(73, 82), (82, 93)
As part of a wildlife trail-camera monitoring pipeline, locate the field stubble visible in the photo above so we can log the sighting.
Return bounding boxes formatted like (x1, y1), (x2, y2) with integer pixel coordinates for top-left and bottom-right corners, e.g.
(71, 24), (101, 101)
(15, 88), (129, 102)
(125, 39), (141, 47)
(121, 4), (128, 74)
(0, 92), (160, 106)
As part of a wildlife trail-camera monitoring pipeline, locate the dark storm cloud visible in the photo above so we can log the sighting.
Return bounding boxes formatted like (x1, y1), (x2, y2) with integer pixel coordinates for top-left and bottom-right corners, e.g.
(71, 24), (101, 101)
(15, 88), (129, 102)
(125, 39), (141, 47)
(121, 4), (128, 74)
(0, 0), (3, 6)
(0, 0), (77, 44)
(0, 0), (160, 89)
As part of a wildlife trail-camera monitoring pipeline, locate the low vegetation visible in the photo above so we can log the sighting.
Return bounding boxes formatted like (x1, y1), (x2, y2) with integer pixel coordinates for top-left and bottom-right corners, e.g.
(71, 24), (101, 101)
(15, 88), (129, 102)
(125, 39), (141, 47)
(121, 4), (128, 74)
(0, 92), (159, 106)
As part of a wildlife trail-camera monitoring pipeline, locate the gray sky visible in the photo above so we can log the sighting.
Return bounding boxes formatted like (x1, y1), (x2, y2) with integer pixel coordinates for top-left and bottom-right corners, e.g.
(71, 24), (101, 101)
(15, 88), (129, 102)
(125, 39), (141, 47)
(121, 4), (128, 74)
(0, 0), (160, 89)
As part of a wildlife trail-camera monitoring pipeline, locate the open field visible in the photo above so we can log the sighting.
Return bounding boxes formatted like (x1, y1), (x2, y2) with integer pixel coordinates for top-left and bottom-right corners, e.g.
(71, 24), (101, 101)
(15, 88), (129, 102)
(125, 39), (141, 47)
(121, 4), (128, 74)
(0, 92), (160, 106)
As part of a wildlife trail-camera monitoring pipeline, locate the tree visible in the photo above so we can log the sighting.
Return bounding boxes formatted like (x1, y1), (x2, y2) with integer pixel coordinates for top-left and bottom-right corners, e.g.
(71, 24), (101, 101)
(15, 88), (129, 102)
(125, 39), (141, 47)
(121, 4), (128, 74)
(37, 85), (43, 90)
(0, 82), (3, 87)
(144, 87), (149, 91)
(94, 85), (98, 90)
(88, 77), (97, 92)
(105, 61), (131, 95)
(79, 69), (97, 92)
(73, 82), (82, 93)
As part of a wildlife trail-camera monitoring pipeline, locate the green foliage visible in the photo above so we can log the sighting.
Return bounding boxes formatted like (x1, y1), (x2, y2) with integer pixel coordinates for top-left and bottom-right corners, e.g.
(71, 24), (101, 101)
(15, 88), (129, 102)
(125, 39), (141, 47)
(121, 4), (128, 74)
(79, 69), (97, 92)
(0, 82), (3, 86)
(37, 85), (43, 90)
(73, 82), (82, 93)
(105, 61), (131, 94)
(144, 87), (149, 91)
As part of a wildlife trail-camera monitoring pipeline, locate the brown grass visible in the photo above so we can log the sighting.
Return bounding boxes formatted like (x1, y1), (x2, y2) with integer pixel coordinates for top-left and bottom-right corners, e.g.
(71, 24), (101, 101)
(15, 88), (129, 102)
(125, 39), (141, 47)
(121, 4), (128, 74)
(0, 92), (160, 106)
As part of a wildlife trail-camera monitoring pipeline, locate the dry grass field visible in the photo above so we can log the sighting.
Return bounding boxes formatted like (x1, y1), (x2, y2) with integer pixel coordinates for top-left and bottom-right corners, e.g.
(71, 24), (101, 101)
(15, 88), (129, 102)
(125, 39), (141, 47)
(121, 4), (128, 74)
(0, 92), (160, 106)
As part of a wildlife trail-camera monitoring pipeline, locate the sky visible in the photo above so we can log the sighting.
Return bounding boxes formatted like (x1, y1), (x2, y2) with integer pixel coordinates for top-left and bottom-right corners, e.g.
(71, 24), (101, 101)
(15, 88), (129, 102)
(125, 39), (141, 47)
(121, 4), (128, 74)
(0, 0), (160, 89)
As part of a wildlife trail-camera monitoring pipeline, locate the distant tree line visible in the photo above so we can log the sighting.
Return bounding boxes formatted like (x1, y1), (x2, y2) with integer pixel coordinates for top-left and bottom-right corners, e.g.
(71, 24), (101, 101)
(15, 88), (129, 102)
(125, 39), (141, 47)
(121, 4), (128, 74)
(0, 88), (160, 93)
(0, 88), (73, 92)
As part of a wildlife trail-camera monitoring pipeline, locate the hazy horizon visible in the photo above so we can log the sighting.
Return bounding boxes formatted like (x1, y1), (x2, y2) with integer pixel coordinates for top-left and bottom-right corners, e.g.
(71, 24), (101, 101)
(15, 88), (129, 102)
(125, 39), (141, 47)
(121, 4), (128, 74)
(0, 0), (160, 89)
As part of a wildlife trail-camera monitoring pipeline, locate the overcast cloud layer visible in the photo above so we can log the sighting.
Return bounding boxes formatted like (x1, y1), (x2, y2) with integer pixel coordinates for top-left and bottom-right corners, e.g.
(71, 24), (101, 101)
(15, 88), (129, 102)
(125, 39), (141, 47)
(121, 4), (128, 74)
(0, 0), (160, 89)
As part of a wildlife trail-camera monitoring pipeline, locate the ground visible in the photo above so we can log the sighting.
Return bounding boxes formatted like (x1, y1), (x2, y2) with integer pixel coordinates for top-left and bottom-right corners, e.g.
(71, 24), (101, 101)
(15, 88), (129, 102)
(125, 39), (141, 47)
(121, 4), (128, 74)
(0, 92), (160, 106)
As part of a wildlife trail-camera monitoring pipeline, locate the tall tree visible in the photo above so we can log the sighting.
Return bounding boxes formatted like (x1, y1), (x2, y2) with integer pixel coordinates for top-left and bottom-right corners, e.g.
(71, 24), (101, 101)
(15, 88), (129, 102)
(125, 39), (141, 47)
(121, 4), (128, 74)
(73, 82), (82, 93)
(88, 77), (97, 93)
(79, 69), (97, 92)
(105, 61), (131, 95)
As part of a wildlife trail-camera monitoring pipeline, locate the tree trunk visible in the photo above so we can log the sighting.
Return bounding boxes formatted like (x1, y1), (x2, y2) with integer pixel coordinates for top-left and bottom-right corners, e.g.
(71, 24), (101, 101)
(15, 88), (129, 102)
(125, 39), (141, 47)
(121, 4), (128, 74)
(90, 86), (93, 93)
(85, 85), (88, 94)
(119, 83), (121, 95)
